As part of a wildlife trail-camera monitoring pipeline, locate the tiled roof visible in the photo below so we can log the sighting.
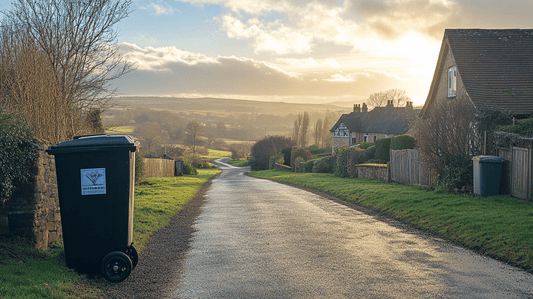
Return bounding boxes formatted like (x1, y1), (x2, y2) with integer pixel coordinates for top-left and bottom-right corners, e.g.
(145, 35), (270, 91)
(447, 29), (533, 113)
(330, 107), (418, 134)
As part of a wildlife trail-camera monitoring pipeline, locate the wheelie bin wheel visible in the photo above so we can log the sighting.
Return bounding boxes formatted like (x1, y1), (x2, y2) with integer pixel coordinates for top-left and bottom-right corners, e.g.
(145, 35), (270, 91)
(101, 251), (132, 282)
(125, 245), (139, 269)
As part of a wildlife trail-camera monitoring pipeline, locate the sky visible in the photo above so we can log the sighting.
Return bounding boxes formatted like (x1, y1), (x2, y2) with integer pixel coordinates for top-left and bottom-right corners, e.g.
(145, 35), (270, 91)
(1, 0), (533, 106)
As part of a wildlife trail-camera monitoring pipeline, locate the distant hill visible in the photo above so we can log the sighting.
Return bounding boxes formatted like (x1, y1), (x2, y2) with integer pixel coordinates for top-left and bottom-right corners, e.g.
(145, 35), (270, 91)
(112, 96), (351, 116)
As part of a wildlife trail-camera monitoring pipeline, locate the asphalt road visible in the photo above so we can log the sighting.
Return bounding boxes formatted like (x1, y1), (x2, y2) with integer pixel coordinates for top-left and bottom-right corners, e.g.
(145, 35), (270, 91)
(166, 158), (533, 299)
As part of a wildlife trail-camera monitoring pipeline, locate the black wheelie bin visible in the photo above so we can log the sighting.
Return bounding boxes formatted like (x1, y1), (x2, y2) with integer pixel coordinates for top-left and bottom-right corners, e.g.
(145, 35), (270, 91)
(47, 134), (139, 282)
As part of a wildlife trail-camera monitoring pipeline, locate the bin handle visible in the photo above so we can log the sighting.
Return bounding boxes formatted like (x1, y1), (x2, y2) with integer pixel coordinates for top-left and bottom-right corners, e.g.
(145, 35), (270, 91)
(73, 133), (108, 140)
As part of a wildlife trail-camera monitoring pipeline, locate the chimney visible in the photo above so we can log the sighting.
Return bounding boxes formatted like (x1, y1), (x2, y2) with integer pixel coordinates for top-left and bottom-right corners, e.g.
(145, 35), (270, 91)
(362, 103), (368, 113)
(386, 100), (394, 108)
(353, 104), (361, 113)
(406, 101), (413, 109)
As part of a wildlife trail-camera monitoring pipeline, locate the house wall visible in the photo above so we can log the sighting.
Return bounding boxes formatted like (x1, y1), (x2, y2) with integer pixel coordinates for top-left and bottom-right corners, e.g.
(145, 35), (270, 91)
(332, 131), (401, 152)
(426, 41), (469, 115)
(332, 136), (349, 153)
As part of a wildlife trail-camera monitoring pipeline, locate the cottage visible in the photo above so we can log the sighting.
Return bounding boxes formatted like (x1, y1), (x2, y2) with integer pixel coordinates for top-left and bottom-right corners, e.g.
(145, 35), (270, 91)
(330, 101), (418, 153)
(421, 29), (533, 118)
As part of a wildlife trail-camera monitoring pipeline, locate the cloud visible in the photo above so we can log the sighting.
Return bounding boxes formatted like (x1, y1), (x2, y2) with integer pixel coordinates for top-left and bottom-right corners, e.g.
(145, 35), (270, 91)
(115, 43), (421, 100)
(220, 14), (314, 54)
(140, 2), (175, 15)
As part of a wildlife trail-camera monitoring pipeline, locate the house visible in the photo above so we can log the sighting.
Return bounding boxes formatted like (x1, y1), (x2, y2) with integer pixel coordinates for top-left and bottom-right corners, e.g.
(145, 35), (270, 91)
(330, 101), (418, 152)
(420, 29), (533, 118)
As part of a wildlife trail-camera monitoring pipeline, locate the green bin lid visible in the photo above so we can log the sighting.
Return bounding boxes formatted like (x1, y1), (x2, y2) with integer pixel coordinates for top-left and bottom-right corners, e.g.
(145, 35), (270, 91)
(472, 155), (505, 164)
(47, 134), (139, 154)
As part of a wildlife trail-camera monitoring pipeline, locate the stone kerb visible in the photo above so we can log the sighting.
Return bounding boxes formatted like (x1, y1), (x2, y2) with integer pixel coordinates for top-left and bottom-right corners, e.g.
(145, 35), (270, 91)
(3, 144), (62, 249)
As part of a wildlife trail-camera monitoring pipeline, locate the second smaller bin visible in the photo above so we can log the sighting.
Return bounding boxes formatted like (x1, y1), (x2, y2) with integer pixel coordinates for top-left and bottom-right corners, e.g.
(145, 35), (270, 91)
(473, 155), (505, 197)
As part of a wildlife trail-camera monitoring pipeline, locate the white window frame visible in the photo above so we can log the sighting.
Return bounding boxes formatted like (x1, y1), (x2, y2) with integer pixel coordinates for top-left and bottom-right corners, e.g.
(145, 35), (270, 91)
(363, 135), (368, 142)
(448, 66), (457, 97)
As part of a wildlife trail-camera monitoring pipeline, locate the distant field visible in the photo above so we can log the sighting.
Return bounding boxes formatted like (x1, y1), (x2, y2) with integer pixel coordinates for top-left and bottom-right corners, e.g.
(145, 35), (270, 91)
(202, 149), (232, 160)
(106, 126), (134, 133)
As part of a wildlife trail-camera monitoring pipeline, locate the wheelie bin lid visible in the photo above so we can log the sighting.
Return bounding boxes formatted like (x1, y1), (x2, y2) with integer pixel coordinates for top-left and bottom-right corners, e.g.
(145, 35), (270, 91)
(472, 155), (505, 164)
(47, 134), (139, 154)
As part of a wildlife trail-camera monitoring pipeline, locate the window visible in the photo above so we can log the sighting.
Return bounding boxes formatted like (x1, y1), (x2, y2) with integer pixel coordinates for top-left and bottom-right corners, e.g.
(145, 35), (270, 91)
(448, 66), (457, 97)
(352, 137), (356, 145)
(334, 123), (349, 137)
(373, 136), (377, 142)
(363, 135), (368, 142)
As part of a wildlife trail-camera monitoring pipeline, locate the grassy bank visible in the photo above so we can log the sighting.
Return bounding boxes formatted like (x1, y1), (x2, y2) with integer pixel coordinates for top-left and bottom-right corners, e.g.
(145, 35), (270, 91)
(249, 170), (533, 273)
(0, 169), (220, 298)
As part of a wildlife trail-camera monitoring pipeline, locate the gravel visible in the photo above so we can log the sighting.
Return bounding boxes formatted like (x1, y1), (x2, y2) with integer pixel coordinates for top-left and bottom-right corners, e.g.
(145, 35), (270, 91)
(92, 177), (213, 299)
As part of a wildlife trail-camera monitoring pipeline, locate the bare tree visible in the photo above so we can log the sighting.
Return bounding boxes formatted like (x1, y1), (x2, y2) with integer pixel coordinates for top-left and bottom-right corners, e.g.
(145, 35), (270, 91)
(134, 122), (165, 155)
(415, 96), (478, 177)
(184, 120), (204, 155)
(299, 112), (310, 148)
(292, 114), (302, 144)
(314, 118), (323, 146)
(229, 142), (252, 160)
(367, 89), (410, 108)
(5, 0), (133, 112)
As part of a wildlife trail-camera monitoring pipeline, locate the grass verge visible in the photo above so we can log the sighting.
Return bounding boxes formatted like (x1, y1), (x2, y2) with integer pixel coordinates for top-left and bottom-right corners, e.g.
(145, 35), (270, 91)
(248, 170), (533, 273)
(0, 169), (220, 298)
(228, 159), (250, 167)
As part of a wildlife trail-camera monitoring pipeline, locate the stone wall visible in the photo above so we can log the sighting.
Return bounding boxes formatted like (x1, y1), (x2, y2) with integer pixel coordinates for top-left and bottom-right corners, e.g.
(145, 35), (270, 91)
(274, 163), (292, 171)
(354, 164), (390, 182)
(1, 144), (62, 249)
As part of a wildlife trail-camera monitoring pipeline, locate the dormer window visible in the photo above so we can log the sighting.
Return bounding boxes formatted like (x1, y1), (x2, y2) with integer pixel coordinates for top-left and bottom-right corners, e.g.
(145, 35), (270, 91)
(448, 66), (457, 97)
(334, 123), (349, 137)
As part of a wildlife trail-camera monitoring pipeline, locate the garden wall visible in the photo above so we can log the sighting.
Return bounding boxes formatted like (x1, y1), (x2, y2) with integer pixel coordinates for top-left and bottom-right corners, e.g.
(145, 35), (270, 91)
(354, 164), (390, 182)
(274, 163), (291, 171)
(0, 144), (62, 249)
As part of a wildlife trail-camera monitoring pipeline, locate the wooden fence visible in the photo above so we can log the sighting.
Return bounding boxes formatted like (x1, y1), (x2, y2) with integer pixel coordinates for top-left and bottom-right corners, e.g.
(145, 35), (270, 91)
(498, 147), (531, 200)
(389, 149), (436, 187)
(141, 158), (175, 179)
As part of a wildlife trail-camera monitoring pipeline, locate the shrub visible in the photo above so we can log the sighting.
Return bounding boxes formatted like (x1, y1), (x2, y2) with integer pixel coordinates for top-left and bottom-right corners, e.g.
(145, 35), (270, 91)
(390, 135), (415, 150)
(0, 109), (37, 202)
(366, 146), (376, 159)
(496, 118), (533, 138)
(269, 152), (284, 169)
(182, 156), (198, 175)
(374, 137), (392, 162)
(358, 142), (373, 149)
(307, 145), (327, 155)
(281, 147), (292, 166)
(312, 156), (334, 173)
(435, 155), (473, 193)
(334, 147), (352, 177)
(345, 148), (368, 177)
(251, 135), (295, 170)
(290, 147), (312, 171)
(303, 159), (316, 172)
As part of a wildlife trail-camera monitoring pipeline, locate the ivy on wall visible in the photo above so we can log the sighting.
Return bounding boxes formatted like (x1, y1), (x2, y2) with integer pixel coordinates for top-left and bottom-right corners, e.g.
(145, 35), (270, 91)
(0, 108), (37, 202)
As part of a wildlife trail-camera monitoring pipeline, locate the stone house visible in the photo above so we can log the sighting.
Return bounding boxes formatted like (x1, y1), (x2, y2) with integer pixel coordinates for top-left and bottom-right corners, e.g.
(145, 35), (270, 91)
(330, 101), (418, 153)
(420, 29), (533, 118)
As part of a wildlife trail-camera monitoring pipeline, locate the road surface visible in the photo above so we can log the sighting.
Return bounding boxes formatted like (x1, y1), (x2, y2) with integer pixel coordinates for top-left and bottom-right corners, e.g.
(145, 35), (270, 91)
(167, 158), (533, 298)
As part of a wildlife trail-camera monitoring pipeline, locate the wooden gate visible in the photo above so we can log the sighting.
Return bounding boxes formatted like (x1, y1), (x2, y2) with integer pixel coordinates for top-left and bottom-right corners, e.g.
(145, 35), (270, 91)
(511, 147), (530, 199)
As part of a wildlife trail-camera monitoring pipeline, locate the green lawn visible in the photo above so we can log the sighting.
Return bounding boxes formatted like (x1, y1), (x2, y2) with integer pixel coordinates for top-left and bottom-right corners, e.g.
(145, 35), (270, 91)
(249, 170), (533, 273)
(0, 169), (220, 298)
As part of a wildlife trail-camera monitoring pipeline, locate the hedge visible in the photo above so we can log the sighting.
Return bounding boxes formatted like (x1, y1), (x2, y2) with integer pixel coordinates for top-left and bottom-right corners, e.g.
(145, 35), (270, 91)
(390, 134), (415, 150)
(374, 137), (392, 162)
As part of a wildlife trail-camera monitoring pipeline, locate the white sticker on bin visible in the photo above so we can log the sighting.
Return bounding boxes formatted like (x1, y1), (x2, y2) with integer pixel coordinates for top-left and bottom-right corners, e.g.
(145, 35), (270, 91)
(81, 168), (106, 195)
